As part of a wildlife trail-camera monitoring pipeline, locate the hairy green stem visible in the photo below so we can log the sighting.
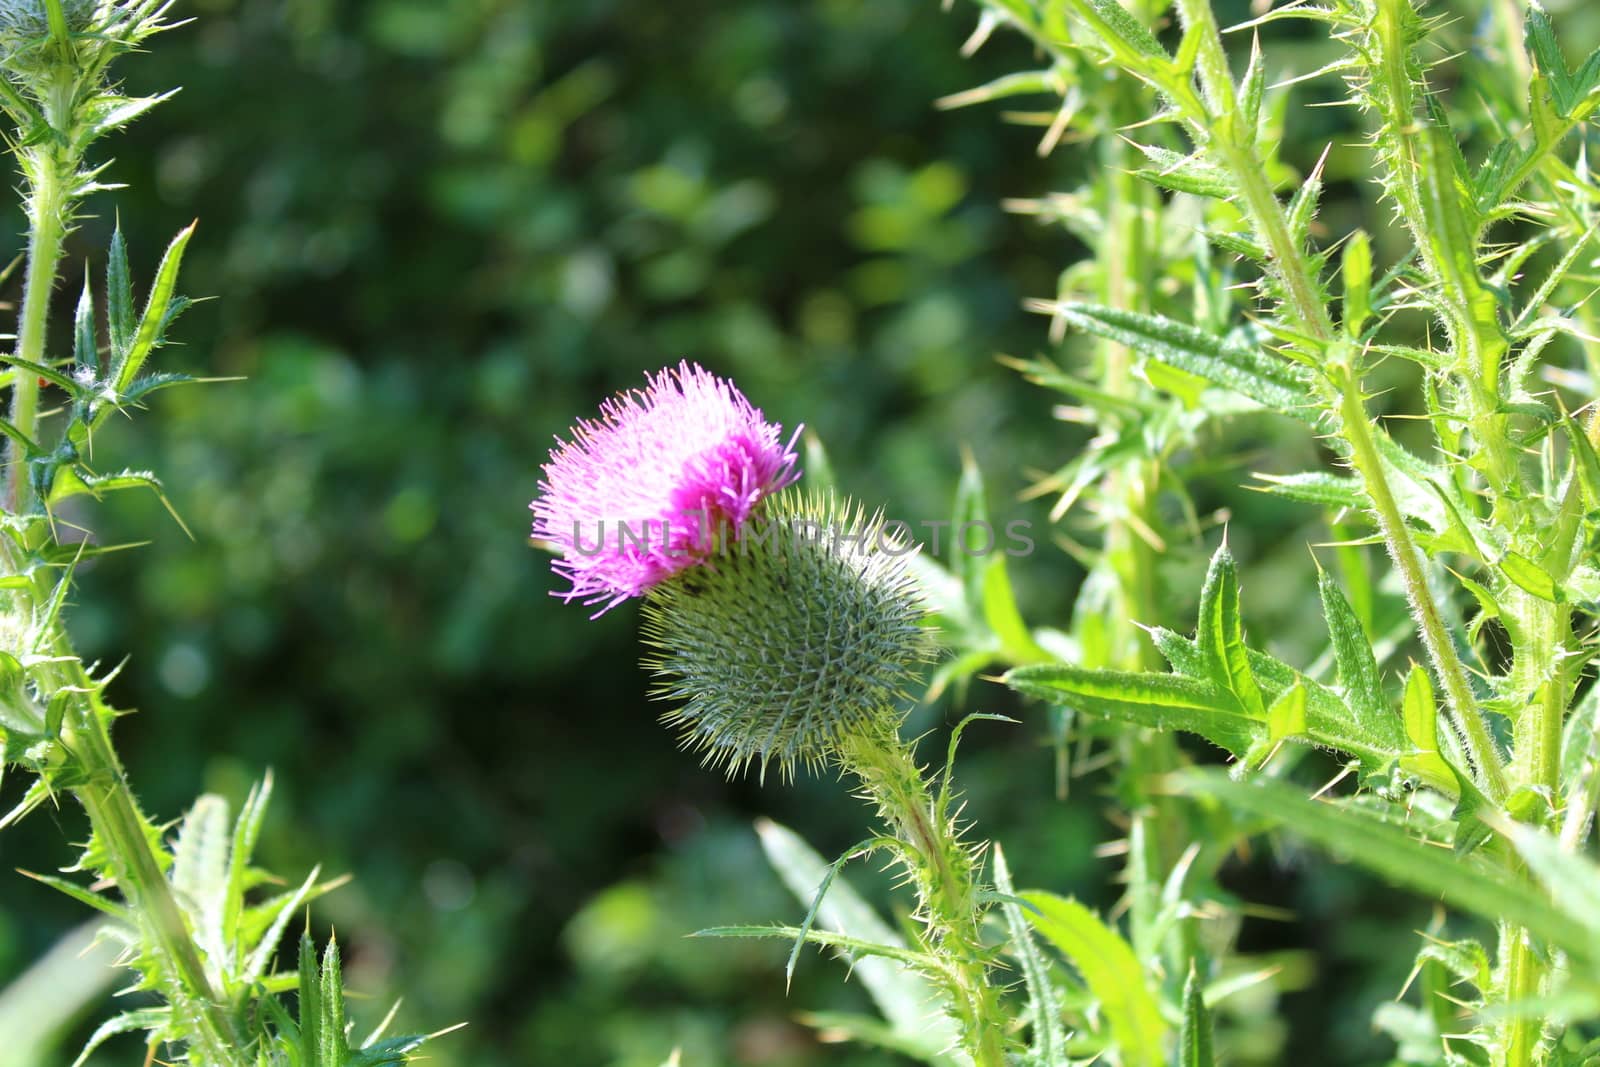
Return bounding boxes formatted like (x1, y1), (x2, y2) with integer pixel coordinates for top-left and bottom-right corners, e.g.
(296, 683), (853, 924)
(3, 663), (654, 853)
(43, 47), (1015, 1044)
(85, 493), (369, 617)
(1173, 0), (1335, 341)
(838, 729), (1010, 1067)
(64, 688), (245, 1062)
(5, 141), (69, 513)
(1336, 376), (1508, 800)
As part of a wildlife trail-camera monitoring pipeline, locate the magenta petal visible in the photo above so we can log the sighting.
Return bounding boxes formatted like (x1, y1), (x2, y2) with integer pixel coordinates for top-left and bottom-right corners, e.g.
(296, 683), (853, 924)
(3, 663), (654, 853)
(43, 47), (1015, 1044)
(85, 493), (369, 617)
(531, 362), (800, 613)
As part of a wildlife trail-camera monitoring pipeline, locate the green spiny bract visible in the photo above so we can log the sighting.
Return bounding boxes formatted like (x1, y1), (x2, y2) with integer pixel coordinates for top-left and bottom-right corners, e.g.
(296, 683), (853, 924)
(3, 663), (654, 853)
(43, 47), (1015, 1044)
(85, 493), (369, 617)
(642, 490), (933, 779)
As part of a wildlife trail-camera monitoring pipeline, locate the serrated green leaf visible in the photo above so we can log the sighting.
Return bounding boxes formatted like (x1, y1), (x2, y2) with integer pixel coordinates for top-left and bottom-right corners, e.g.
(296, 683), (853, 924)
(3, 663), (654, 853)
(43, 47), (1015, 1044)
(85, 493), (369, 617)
(1180, 772), (1599, 964)
(1134, 145), (1236, 199)
(171, 794), (231, 975)
(113, 222), (195, 396)
(73, 269), (97, 375)
(1019, 891), (1166, 1067)
(1007, 663), (1263, 755)
(244, 866), (322, 986)
(321, 938), (346, 1066)
(693, 924), (938, 971)
(1197, 544), (1265, 718)
(299, 932), (322, 1065)
(1073, 0), (1170, 66)
(1320, 570), (1403, 747)
(1034, 303), (1313, 419)
(995, 847), (1066, 1064)
(18, 870), (131, 923)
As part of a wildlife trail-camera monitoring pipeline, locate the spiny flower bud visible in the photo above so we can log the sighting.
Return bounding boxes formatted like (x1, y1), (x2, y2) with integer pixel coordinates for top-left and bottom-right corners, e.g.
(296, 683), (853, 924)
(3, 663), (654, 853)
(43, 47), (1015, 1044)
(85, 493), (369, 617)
(642, 490), (933, 779)
(0, 0), (96, 38)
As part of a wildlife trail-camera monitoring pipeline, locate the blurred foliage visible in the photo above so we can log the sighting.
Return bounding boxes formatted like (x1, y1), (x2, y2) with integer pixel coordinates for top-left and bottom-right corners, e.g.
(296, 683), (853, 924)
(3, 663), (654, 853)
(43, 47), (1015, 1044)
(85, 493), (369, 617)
(3, 0), (1589, 1064)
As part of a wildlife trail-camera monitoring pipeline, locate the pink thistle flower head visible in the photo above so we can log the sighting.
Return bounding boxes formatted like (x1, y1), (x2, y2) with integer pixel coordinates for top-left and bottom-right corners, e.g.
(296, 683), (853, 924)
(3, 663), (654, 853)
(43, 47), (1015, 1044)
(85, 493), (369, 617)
(532, 361), (801, 614)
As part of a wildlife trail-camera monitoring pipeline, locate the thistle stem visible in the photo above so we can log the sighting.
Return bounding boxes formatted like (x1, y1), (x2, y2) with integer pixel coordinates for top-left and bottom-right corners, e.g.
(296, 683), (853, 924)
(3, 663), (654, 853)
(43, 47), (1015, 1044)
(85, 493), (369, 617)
(5, 139), (68, 514)
(837, 729), (1011, 1067)
(63, 683), (245, 1062)
(1335, 375), (1508, 801)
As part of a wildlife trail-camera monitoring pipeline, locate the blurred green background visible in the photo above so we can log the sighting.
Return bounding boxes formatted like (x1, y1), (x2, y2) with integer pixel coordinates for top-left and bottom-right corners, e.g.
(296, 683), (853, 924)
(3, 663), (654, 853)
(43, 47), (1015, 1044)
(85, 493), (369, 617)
(0, 0), (1588, 1064)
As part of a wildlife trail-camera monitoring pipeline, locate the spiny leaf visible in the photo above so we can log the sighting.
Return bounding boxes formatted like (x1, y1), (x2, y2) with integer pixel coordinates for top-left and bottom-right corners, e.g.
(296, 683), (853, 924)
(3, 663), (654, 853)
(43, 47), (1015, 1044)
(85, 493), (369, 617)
(1030, 303), (1314, 419)
(106, 224), (134, 362)
(995, 847), (1066, 1064)
(71, 1008), (171, 1067)
(112, 222), (195, 396)
(755, 820), (958, 1055)
(1019, 891), (1166, 1067)
(1319, 570), (1403, 747)
(1180, 772), (1599, 964)
(1197, 543), (1266, 718)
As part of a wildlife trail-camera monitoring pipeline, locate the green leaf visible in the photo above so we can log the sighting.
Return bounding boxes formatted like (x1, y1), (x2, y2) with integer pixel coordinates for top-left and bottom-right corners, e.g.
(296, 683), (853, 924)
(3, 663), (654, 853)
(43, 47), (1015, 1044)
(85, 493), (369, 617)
(1181, 969), (1217, 1067)
(299, 932), (322, 1066)
(1134, 145), (1236, 199)
(1320, 570), (1404, 748)
(1267, 682), (1308, 744)
(225, 773), (272, 972)
(1252, 470), (1365, 509)
(73, 269), (98, 375)
(171, 794), (231, 976)
(1197, 543), (1265, 718)
(1342, 229), (1373, 338)
(1006, 663), (1263, 756)
(18, 870), (131, 923)
(71, 1008), (171, 1067)
(244, 866), (323, 986)
(983, 555), (1047, 664)
(755, 820), (959, 1059)
(1019, 891), (1166, 1067)
(320, 937), (347, 1067)
(113, 222), (196, 396)
(1180, 773), (1599, 964)
(1238, 33), (1266, 135)
(106, 224), (134, 363)
(1073, 0), (1170, 66)
(1499, 550), (1561, 603)
(995, 847), (1066, 1064)
(693, 925), (939, 972)
(1033, 303), (1313, 419)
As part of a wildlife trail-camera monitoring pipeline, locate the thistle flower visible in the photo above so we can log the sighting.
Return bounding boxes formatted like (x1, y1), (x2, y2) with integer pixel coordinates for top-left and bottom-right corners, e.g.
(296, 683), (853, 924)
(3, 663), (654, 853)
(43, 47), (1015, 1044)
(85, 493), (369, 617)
(642, 490), (933, 779)
(532, 361), (800, 614)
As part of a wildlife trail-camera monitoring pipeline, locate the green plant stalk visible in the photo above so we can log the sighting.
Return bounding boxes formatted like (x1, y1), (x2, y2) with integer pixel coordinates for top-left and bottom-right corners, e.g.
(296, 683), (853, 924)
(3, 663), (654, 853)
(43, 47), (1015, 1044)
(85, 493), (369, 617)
(1161, 0), (1505, 799)
(0, 53), (247, 1065)
(1335, 374), (1508, 800)
(1496, 587), (1571, 1065)
(1172, 0), (1335, 342)
(836, 729), (1010, 1067)
(62, 683), (245, 1063)
(1100, 114), (1190, 963)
